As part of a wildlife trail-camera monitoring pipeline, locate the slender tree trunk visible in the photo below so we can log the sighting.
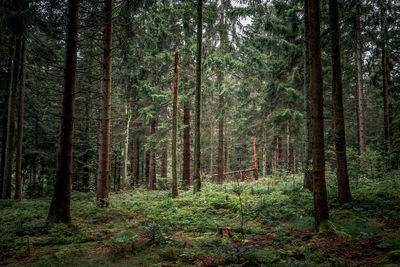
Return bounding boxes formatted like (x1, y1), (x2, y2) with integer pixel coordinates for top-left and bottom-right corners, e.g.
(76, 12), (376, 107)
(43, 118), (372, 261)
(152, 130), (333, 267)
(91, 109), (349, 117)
(303, 0), (313, 191)
(217, 101), (224, 184)
(150, 119), (157, 190)
(96, 0), (113, 207)
(14, 40), (26, 200)
(309, 0), (329, 230)
(122, 104), (131, 188)
(286, 120), (291, 173)
(329, 0), (351, 204)
(136, 138), (140, 185)
(275, 137), (282, 169)
(145, 148), (150, 188)
(262, 113), (266, 178)
(171, 49), (179, 197)
(209, 94), (214, 176)
(253, 137), (258, 180)
(161, 143), (167, 178)
(193, 0), (203, 194)
(182, 20), (191, 190)
(47, 0), (79, 223)
(82, 75), (91, 192)
(354, 0), (366, 154)
(381, 8), (391, 171)
(224, 139), (228, 171)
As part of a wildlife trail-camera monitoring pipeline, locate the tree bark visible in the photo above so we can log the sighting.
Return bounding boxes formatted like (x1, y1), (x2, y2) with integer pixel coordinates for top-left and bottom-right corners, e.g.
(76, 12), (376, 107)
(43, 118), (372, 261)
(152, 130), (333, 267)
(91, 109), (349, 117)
(354, 0), (366, 154)
(329, 0), (351, 204)
(309, 0), (329, 230)
(150, 119), (157, 190)
(14, 40), (26, 200)
(161, 143), (167, 178)
(286, 120), (291, 173)
(96, 0), (113, 207)
(122, 103), (131, 189)
(47, 0), (79, 223)
(171, 49), (179, 197)
(193, 0), (203, 194)
(262, 113), (266, 178)
(253, 137), (258, 180)
(303, 0), (313, 191)
(275, 137), (282, 169)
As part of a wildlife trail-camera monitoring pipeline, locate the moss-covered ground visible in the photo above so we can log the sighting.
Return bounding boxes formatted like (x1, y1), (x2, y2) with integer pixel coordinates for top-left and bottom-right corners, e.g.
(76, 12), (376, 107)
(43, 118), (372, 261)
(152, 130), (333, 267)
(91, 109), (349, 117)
(1, 173), (400, 266)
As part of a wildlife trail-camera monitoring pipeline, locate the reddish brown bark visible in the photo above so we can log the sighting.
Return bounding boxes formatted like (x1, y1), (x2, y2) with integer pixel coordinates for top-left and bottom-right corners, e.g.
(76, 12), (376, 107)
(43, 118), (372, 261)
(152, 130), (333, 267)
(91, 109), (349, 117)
(161, 143), (167, 178)
(286, 121), (291, 173)
(96, 0), (113, 207)
(309, 0), (329, 229)
(253, 137), (258, 180)
(47, 0), (79, 223)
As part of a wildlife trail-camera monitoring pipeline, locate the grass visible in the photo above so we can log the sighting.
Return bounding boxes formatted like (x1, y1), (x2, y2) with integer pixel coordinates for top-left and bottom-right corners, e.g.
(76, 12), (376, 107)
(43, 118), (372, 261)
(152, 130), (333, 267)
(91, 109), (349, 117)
(1, 172), (400, 266)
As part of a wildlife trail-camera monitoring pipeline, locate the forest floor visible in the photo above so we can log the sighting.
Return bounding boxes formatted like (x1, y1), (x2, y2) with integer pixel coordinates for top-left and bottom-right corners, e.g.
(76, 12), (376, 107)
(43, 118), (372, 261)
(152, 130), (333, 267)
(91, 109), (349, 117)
(1, 173), (400, 266)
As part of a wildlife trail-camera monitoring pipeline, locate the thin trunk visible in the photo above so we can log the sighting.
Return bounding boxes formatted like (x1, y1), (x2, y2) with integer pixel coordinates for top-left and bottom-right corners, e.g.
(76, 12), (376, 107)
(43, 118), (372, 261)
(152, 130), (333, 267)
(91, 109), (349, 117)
(262, 113), (266, 178)
(161, 143), (167, 178)
(172, 49), (179, 197)
(145, 148), (150, 188)
(286, 120), (291, 173)
(224, 139), (228, 171)
(14, 40), (26, 200)
(193, 0), (202, 194)
(122, 104), (131, 188)
(47, 0), (79, 223)
(354, 0), (366, 154)
(96, 0), (113, 207)
(309, 0), (329, 230)
(303, 0), (313, 191)
(329, 0), (351, 204)
(253, 137), (258, 180)
(275, 137), (282, 169)
(209, 94), (214, 175)
(150, 119), (157, 190)
(182, 20), (191, 190)
(136, 138), (140, 185)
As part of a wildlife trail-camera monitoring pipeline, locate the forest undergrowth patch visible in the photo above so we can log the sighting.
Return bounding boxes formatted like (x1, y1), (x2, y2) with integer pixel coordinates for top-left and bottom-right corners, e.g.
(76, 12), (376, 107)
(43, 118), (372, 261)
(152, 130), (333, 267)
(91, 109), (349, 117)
(0, 173), (399, 266)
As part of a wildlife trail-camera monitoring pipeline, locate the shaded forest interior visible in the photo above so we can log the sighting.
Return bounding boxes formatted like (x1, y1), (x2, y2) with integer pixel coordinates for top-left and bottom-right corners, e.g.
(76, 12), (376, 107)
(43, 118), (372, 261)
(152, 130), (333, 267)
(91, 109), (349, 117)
(1, 0), (400, 266)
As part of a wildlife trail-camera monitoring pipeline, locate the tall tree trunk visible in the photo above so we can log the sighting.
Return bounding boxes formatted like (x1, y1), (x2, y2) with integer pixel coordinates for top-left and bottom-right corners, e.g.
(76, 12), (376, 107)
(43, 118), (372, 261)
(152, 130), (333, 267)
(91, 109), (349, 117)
(182, 20), (191, 190)
(171, 49), (179, 197)
(2, 38), (22, 199)
(82, 73), (92, 192)
(193, 0), (203, 194)
(286, 120), (291, 173)
(136, 138), (140, 185)
(161, 143), (167, 178)
(303, 0), (313, 191)
(122, 103), (131, 188)
(262, 113), (266, 178)
(145, 147), (150, 188)
(1, 48), (13, 197)
(96, 0), (113, 207)
(329, 0), (351, 204)
(309, 0), (329, 230)
(47, 0), (79, 223)
(209, 94), (214, 176)
(354, 0), (366, 154)
(275, 137), (282, 169)
(224, 139), (228, 171)
(150, 119), (157, 190)
(253, 137), (258, 180)
(14, 40), (26, 200)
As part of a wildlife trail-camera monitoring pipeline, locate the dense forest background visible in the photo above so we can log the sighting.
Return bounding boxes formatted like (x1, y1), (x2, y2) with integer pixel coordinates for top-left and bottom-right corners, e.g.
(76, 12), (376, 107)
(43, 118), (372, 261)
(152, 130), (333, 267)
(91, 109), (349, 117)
(0, 0), (400, 265)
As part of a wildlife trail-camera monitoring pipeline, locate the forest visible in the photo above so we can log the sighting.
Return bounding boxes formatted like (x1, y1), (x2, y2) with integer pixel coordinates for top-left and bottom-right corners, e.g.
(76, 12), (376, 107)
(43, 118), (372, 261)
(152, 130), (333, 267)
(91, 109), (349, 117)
(0, 0), (400, 265)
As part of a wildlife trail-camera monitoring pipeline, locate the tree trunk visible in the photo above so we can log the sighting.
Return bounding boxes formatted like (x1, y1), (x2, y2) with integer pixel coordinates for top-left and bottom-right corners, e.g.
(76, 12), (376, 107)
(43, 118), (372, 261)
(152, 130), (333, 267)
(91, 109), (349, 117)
(309, 0), (329, 230)
(47, 0), (79, 223)
(193, 0), (203, 194)
(96, 0), (113, 207)
(224, 139), (228, 171)
(354, 0), (366, 154)
(82, 71), (92, 192)
(329, 0), (351, 204)
(275, 137), (282, 169)
(262, 113), (266, 178)
(217, 97), (224, 184)
(172, 49), (179, 197)
(150, 119), (157, 190)
(14, 40), (26, 200)
(2, 38), (22, 199)
(145, 148), (150, 188)
(286, 120), (291, 173)
(253, 137), (258, 180)
(136, 138), (140, 185)
(209, 94), (214, 176)
(161, 143), (167, 178)
(122, 104), (131, 189)
(303, 0), (313, 191)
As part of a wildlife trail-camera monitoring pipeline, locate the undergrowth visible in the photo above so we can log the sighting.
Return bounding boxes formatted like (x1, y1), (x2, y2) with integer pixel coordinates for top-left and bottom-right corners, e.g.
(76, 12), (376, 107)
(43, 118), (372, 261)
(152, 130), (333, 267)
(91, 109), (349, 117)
(0, 172), (399, 266)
